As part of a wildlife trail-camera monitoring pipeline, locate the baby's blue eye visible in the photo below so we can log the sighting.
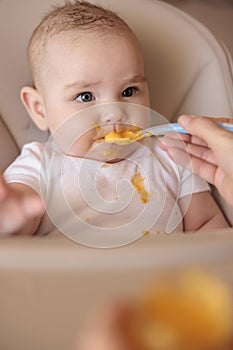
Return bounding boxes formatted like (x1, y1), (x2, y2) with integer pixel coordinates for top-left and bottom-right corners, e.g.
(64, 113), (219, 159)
(76, 92), (94, 102)
(122, 87), (138, 97)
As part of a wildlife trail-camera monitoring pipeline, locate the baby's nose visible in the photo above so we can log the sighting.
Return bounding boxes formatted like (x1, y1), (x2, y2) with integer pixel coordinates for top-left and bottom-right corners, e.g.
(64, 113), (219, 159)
(100, 103), (127, 124)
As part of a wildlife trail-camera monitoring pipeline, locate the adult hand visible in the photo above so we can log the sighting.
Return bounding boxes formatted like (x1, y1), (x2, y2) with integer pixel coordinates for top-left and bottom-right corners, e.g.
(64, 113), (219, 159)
(160, 115), (233, 207)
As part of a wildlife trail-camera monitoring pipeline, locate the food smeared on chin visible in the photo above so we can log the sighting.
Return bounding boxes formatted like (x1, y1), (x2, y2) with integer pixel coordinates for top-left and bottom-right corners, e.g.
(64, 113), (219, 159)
(92, 122), (101, 131)
(131, 172), (149, 204)
(103, 149), (120, 158)
(127, 270), (233, 350)
(104, 130), (144, 145)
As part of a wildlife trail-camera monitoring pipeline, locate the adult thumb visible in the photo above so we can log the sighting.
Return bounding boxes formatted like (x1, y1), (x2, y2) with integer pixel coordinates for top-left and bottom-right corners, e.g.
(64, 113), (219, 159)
(178, 115), (233, 150)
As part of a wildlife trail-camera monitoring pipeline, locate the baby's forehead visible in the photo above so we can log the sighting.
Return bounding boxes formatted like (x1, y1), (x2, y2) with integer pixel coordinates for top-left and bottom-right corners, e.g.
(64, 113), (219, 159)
(45, 29), (139, 57)
(37, 29), (142, 89)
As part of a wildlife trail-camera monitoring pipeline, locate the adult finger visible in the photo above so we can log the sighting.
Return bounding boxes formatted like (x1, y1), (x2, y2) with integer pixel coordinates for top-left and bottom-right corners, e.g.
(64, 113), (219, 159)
(164, 145), (217, 184)
(162, 131), (208, 146)
(204, 116), (233, 124)
(183, 142), (216, 166)
(178, 115), (233, 151)
(160, 136), (217, 166)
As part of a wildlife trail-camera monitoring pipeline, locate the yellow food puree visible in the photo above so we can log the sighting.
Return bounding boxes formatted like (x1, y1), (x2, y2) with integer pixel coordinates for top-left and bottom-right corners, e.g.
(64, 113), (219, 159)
(104, 130), (143, 145)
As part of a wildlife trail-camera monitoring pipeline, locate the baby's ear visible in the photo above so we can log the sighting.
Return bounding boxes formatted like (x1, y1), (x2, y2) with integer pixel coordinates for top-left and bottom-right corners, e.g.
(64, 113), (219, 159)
(20, 86), (48, 131)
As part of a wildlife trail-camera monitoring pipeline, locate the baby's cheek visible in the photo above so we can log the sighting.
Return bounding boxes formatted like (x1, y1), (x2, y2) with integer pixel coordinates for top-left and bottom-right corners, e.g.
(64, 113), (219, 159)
(70, 129), (96, 154)
(130, 107), (151, 130)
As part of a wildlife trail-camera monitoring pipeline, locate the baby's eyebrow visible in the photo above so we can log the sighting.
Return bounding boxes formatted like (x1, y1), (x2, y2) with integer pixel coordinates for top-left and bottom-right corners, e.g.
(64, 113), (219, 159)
(124, 75), (147, 84)
(64, 80), (101, 90)
(64, 76), (147, 91)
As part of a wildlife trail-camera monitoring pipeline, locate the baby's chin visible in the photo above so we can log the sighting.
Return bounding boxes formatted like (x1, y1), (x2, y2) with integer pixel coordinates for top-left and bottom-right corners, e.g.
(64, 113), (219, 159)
(76, 140), (141, 163)
(60, 137), (143, 162)
(89, 141), (141, 163)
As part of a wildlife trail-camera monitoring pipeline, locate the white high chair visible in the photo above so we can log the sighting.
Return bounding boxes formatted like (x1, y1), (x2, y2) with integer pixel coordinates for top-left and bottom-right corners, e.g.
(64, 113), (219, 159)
(0, 1), (232, 350)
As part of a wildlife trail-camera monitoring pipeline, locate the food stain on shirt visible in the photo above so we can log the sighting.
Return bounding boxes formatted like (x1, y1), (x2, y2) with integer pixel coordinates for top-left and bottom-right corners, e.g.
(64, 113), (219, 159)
(92, 122), (101, 131)
(131, 172), (149, 204)
(101, 163), (109, 168)
(142, 230), (150, 236)
(103, 149), (120, 158)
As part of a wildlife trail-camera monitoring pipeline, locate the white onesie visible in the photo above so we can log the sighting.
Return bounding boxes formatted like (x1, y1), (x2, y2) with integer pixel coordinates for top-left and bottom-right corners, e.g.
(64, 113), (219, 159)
(4, 138), (210, 246)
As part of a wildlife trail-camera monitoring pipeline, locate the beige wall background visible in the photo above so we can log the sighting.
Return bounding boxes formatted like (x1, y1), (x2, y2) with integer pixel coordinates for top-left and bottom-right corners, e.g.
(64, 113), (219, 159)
(163, 0), (233, 55)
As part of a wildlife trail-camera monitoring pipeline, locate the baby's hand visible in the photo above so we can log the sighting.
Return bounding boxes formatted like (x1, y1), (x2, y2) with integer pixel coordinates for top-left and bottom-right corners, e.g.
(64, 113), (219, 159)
(0, 174), (44, 235)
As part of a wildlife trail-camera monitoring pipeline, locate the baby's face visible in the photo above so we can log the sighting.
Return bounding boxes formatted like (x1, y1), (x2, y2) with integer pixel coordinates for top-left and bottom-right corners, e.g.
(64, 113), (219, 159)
(40, 32), (150, 161)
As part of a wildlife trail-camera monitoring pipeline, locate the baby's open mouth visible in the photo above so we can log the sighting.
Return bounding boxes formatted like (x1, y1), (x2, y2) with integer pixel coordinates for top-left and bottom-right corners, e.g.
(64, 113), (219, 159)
(97, 130), (144, 145)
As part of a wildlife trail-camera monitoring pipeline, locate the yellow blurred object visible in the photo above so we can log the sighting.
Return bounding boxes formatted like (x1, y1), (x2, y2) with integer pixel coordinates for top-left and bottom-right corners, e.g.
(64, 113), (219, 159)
(131, 173), (149, 204)
(130, 270), (233, 350)
(104, 130), (143, 145)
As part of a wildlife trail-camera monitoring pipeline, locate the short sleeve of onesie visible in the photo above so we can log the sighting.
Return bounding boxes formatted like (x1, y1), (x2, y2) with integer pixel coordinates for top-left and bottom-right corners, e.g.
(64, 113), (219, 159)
(3, 142), (44, 194)
(178, 164), (210, 199)
(151, 142), (210, 199)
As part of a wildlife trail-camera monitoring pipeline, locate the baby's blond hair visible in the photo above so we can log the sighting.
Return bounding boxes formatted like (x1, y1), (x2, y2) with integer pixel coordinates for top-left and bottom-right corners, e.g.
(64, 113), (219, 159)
(28, 1), (135, 88)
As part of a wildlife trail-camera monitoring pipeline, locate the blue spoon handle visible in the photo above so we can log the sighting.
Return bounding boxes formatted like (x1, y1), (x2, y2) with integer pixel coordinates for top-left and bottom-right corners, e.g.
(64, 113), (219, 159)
(172, 121), (233, 134)
(145, 121), (233, 136)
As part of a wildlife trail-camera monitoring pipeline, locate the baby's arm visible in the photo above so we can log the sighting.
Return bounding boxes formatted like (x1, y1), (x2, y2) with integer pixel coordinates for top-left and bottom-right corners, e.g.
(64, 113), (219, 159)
(179, 191), (229, 232)
(0, 174), (44, 235)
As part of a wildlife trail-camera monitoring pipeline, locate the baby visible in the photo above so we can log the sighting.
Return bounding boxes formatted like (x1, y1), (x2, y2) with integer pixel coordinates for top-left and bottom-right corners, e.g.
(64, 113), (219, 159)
(0, 0), (229, 240)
